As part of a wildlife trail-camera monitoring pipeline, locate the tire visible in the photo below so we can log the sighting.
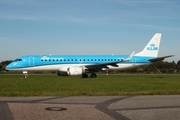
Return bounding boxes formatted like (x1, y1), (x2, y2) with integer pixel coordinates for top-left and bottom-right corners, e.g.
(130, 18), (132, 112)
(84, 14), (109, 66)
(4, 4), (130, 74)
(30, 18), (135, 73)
(82, 74), (88, 78)
(90, 73), (97, 78)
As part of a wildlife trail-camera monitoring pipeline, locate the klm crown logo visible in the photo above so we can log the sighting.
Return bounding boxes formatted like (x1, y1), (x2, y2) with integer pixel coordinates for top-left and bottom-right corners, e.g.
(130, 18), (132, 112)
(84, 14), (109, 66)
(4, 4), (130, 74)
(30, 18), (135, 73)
(150, 43), (155, 47)
(147, 43), (158, 51)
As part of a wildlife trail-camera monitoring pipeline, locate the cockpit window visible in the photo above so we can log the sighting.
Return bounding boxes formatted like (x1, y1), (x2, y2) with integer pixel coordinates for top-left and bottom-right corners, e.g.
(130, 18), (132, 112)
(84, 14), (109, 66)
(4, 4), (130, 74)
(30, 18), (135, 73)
(14, 59), (22, 62)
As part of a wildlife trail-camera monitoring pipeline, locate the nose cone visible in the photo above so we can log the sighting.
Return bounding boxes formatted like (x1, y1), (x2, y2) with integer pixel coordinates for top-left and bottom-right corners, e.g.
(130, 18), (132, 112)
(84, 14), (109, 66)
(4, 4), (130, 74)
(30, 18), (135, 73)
(5, 61), (24, 70)
(5, 62), (17, 70)
(6, 64), (12, 70)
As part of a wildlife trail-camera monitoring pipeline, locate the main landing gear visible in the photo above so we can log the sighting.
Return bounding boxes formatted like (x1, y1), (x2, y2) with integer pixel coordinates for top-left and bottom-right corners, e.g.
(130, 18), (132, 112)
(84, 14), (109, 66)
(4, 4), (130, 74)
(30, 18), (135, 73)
(82, 73), (97, 78)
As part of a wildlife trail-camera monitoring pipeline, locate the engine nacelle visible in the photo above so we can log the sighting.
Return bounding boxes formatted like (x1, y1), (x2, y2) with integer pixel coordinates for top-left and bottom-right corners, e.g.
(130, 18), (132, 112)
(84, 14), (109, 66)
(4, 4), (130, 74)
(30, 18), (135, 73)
(67, 67), (83, 76)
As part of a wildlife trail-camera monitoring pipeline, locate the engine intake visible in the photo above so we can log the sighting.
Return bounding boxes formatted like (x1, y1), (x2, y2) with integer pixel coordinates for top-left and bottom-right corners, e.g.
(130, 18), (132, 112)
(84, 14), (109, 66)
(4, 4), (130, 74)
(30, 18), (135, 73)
(67, 67), (83, 76)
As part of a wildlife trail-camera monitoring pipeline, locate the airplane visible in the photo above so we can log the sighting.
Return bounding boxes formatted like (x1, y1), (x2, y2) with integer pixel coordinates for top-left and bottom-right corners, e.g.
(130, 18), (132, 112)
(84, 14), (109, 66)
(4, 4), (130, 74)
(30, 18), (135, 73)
(6, 33), (174, 78)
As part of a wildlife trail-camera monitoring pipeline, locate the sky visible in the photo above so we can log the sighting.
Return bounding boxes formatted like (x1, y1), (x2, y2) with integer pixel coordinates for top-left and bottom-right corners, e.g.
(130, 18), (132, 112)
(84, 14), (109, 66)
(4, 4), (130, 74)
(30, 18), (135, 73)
(0, 0), (180, 62)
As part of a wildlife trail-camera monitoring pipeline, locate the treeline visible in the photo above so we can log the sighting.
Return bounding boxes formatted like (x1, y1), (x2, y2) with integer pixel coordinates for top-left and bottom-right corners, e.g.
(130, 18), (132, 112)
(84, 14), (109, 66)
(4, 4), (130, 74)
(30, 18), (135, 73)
(118, 61), (180, 74)
(1, 60), (180, 74)
(0, 61), (12, 73)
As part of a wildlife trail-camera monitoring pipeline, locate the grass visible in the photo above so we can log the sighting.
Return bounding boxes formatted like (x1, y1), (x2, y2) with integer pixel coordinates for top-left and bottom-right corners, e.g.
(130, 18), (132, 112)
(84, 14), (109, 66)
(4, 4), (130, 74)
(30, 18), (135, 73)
(0, 74), (180, 96)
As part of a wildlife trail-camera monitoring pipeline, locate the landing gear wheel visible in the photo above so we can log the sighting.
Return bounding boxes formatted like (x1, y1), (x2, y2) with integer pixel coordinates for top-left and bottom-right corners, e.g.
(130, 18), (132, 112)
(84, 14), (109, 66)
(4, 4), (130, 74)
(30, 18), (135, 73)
(82, 74), (88, 78)
(23, 71), (28, 79)
(90, 73), (97, 78)
(24, 75), (28, 78)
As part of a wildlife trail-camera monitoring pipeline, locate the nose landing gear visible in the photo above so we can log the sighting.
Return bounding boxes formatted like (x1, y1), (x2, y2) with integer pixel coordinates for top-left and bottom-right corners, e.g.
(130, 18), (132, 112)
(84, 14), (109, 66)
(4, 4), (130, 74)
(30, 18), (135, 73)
(23, 71), (28, 78)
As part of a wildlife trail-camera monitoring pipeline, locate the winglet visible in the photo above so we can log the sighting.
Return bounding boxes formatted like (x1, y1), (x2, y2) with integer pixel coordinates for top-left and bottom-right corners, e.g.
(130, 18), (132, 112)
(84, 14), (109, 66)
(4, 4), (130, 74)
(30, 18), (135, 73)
(124, 51), (135, 61)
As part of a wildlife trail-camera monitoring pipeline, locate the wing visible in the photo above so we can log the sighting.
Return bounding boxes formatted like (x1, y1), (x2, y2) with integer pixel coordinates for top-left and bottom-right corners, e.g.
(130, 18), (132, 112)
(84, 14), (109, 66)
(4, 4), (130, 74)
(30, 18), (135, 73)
(148, 55), (174, 62)
(84, 51), (135, 71)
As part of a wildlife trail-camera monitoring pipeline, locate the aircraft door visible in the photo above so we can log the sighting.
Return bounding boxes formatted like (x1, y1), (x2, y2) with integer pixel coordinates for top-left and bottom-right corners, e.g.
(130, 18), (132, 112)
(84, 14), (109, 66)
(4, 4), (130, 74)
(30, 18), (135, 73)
(132, 57), (136, 65)
(29, 56), (34, 66)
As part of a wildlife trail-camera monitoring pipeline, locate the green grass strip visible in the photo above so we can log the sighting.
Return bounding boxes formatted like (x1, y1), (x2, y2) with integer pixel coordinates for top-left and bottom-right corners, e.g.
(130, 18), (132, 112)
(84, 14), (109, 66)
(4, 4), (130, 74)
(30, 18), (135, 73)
(0, 74), (180, 96)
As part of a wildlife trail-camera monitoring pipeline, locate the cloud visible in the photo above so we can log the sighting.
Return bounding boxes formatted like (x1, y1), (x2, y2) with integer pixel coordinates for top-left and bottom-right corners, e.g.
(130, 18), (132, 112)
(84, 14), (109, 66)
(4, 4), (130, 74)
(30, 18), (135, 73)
(66, 16), (84, 22)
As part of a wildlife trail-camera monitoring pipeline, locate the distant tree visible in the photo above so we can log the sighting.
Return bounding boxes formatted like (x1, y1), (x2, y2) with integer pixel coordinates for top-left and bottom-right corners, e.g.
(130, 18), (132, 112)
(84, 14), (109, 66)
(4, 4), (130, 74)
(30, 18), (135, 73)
(0, 63), (2, 71)
(0, 61), (12, 72)
(148, 63), (158, 73)
(137, 68), (143, 73)
(168, 68), (174, 73)
(177, 60), (180, 72)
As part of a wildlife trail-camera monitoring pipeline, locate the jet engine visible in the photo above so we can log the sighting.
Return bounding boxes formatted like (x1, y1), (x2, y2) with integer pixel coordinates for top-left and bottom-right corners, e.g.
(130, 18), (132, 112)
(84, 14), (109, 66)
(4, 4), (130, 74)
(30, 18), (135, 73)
(67, 67), (83, 76)
(58, 66), (85, 76)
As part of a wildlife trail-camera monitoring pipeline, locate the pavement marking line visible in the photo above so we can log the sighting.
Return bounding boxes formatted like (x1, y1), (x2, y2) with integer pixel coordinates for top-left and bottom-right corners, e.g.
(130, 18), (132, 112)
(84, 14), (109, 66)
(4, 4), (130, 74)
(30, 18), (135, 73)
(95, 96), (132, 120)
(113, 106), (180, 111)
(26, 96), (68, 103)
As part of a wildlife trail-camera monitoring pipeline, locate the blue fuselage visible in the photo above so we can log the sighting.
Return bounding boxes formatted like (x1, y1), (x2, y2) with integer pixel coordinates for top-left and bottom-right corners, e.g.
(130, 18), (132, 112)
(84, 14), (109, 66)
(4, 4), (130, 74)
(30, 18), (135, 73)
(6, 55), (153, 71)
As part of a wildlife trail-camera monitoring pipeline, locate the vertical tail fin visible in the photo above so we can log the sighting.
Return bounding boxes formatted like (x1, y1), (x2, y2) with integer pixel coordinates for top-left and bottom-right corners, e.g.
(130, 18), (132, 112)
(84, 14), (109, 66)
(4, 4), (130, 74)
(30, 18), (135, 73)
(135, 33), (162, 57)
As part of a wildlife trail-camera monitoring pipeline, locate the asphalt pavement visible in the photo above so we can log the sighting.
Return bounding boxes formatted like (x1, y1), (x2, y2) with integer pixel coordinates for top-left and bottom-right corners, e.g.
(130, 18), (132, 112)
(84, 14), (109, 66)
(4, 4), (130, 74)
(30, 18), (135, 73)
(1, 95), (180, 120)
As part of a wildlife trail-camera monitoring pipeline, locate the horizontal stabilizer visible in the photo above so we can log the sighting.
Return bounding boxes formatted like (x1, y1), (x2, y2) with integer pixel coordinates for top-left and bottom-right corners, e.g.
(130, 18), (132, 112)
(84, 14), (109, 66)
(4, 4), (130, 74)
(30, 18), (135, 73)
(148, 55), (174, 62)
